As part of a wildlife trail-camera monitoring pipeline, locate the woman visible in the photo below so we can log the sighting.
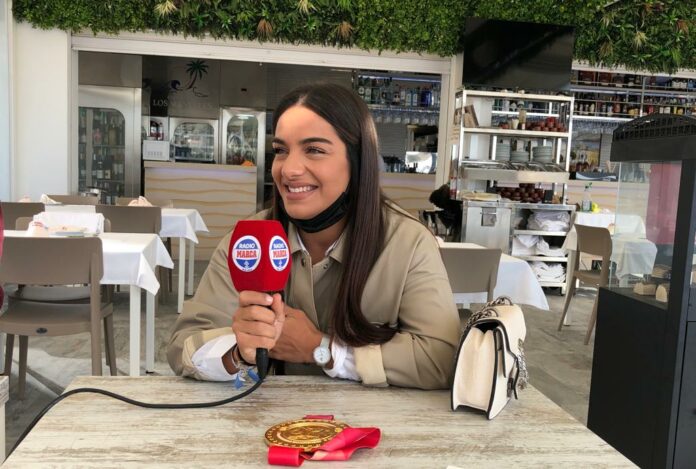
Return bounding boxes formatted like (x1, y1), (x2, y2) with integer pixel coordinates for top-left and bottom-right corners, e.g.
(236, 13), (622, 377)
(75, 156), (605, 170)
(168, 83), (460, 389)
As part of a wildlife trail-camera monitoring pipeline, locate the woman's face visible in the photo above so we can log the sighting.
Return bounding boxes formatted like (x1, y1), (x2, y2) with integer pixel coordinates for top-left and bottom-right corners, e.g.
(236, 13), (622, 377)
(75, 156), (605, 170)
(272, 105), (351, 220)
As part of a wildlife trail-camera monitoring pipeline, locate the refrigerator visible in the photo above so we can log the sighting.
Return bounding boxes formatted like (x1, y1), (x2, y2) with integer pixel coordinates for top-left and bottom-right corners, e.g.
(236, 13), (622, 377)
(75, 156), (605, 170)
(169, 117), (218, 163)
(78, 85), (142, 203)
(220, 107), (266, 211)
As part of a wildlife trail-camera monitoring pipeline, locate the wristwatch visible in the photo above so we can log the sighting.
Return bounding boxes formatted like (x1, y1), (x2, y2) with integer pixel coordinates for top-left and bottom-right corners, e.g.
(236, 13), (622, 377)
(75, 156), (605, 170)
(312, 334), (331, 367)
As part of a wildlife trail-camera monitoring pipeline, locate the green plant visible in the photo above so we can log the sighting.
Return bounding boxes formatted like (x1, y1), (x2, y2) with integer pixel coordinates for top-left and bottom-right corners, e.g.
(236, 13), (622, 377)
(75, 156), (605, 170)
(11, 0), (696, 73)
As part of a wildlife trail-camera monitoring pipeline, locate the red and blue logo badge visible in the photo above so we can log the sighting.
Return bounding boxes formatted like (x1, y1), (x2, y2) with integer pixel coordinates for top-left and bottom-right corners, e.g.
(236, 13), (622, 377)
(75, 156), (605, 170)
(269, 235), (290, 272)
(231, 235), (261, 272)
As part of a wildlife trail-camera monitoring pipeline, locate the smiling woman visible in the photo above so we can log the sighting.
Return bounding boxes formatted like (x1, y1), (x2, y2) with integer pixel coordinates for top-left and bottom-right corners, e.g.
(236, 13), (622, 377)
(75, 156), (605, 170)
(168, 83), (460, 390)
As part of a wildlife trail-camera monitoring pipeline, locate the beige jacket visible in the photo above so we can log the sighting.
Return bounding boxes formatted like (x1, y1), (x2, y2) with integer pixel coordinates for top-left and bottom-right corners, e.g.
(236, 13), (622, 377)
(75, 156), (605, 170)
(167, 206), (460, 390)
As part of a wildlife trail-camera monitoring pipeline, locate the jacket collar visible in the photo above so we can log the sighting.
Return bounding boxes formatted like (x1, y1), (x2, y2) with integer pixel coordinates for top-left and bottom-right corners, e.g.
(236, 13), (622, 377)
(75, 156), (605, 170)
(288, 222), (346, 264)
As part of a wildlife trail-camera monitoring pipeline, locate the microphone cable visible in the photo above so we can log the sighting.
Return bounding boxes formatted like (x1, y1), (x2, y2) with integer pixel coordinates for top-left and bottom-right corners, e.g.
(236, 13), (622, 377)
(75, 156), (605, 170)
(8, 349), (270, 458)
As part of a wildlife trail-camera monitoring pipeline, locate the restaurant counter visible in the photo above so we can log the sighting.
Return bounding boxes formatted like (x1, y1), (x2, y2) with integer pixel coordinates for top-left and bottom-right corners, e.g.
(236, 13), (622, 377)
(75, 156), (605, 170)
(144, 161), (257, 261)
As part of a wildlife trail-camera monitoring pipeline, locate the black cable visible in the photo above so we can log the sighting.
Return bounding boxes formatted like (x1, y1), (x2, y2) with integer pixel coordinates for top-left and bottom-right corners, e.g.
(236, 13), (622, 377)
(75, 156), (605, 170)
(9, 359), (267, 458)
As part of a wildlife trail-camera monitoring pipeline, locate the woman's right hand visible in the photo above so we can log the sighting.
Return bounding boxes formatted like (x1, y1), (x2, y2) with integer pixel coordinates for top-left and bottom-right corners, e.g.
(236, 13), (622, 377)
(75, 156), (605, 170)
(231, 291), (285, 365)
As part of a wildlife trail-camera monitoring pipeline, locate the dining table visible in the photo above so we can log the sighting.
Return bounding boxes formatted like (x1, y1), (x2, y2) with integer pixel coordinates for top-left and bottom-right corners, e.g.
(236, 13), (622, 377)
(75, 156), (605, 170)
(3, 230), (173, 377)
(2, 375), (634, 468)
(44, 205), (209, 312)
(439, 241), (549, 310)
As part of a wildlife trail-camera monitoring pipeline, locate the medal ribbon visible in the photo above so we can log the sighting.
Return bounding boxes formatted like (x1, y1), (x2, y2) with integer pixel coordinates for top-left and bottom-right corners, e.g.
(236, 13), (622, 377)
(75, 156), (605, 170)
(267, 415), (381, 467)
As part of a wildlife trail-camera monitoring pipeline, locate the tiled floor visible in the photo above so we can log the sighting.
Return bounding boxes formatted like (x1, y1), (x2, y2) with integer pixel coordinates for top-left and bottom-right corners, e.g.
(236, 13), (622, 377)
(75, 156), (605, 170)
(2, 263), (598, 453)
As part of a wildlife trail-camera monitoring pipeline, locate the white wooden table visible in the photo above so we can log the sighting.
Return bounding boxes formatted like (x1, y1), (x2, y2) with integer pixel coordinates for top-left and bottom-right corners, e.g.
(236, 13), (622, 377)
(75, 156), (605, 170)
(439, 241), (549, 310)
(45, 205), (209, 313)
(160, 208), (209, 313)
(3, 376), (634, 467)
(3, 231), (173, 377)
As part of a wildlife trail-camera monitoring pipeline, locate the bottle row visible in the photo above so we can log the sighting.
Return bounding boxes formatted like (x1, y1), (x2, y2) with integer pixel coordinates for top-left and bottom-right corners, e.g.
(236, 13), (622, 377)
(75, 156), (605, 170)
(355, 77), (441, 108)
(574, 93), (696, 117)
(79, 110), (126, 146)
(573, 70), (696, 91)
(78, 152), (126, 182)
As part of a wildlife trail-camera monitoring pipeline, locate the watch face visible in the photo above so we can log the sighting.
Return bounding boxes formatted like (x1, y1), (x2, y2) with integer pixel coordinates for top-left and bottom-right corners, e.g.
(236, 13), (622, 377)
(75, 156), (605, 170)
(313, 347), (331, 366)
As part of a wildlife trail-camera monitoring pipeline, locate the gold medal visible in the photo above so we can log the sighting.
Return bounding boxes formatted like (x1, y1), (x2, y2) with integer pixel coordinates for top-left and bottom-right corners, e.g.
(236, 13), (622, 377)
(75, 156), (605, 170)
(265, 418), (348, 451)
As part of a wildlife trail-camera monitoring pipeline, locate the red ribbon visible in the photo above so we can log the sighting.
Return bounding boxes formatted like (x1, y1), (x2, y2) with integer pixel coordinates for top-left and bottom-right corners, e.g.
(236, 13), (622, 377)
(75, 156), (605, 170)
(267, 415), (381, 467)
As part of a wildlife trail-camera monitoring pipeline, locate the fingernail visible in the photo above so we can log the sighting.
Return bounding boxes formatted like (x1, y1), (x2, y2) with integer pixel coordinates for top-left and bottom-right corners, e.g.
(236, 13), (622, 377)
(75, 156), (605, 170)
(265, 294), (273, 304)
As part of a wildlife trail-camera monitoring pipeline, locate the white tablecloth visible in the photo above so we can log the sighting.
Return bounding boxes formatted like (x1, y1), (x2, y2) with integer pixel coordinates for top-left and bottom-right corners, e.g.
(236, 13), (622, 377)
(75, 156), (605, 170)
(160, 208), (208, 243)
(44, 205), (208, 242)
(439, 241), (549, 310)
(4, 231), (173, 294)
(611, 234), (657, 279)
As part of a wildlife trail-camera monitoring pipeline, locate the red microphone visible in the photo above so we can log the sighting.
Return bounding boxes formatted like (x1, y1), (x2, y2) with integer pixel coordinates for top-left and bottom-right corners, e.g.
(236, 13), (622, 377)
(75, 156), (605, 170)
(228, 220), (291, 379)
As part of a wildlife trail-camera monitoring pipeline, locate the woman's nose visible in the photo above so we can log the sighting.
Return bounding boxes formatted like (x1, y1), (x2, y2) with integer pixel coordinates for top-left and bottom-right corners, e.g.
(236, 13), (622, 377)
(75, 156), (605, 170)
(280, 149), (305, 177)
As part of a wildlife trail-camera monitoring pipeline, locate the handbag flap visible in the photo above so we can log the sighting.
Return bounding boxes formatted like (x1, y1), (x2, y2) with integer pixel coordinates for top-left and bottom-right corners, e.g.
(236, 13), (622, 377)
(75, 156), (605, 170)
(489, 304), (526, 356)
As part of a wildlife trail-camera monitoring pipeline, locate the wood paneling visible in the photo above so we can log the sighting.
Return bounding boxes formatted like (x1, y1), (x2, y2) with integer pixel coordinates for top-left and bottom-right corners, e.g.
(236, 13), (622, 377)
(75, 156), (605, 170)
(145, 162), (257, 261)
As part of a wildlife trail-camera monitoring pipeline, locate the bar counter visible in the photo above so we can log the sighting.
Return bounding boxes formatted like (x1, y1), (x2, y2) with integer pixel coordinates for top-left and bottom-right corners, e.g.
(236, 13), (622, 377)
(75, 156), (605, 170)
(144, 161), (257, 261)
(4, 375), (634, 467)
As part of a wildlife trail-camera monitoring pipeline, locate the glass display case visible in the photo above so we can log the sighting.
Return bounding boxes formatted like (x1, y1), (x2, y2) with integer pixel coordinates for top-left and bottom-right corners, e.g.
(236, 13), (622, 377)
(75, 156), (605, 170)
(608, 161), (682, 309)
(588, 114), (696, 468)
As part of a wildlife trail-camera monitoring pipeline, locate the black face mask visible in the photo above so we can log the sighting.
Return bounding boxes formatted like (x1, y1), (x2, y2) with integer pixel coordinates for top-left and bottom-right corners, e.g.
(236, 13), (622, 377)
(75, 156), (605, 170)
(285, 191), (349, 234)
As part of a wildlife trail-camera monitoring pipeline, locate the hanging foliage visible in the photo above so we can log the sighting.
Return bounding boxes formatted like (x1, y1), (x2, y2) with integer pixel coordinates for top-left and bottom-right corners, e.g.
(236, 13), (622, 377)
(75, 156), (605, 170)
(11, 0), (696, 73)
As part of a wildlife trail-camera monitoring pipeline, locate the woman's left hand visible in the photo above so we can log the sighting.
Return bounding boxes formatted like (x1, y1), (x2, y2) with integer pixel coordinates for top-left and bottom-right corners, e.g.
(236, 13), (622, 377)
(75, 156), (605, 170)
(269, 305), (323, 364)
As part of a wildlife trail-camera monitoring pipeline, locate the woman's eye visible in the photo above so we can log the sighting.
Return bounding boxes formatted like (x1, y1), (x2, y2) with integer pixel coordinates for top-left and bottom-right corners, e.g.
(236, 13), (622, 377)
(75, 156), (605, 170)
(306, 146), (326, 155)
(273, 147), (288, 155)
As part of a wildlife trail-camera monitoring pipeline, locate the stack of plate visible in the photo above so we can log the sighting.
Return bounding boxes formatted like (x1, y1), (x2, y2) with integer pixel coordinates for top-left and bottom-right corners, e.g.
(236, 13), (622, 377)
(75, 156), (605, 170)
(532, 145), (554, 163)
(495, 142), (511, 161)
(510, 150), (529, 162)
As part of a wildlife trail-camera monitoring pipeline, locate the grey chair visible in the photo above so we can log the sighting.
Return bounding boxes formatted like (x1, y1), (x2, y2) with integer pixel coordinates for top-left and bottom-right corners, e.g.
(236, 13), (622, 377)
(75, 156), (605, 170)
(558, 224), (613, 345)
(95, 205), (161, 234)
(113, 198), (174, 294)
(439, 246), (502, 328)
(0, 237), (117, 398)
(47, 194), (99, 205)
(0, 202), (44, 231)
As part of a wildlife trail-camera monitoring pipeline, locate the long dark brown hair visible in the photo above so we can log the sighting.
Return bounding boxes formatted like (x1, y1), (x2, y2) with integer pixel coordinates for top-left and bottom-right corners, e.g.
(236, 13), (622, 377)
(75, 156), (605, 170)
(270, 83), (397, 347)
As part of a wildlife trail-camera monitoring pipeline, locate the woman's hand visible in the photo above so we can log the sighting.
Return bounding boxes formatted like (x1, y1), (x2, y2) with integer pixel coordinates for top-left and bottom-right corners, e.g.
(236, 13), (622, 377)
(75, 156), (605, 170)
(269, 305), (323, 364)
(231, 291), (285, 364)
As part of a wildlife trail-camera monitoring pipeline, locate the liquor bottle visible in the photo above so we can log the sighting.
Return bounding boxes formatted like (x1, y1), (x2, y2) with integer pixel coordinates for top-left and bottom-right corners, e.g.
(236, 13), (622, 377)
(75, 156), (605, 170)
(357, 77), (365, 100)
(93, 128), (102, 145)
(96, 158), (104, 179)
(393, 84), (400, 105)
(412, 87), (420, 107)
(400, 86), (406, 105)
(421, 86), (432, 108)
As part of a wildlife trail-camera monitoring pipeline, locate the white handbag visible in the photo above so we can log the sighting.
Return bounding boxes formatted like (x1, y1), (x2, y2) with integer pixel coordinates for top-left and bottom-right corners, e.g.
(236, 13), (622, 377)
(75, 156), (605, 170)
(451, 297), (529, 419)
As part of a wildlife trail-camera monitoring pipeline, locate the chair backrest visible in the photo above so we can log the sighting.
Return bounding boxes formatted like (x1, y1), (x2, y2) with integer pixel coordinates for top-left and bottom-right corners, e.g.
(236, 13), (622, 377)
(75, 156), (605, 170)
(575, 224), (612, 261)
(0, 237), (103, 286)
(0, 202), (44, 230)
(439, 247), (502, 302)
(95, 205), (161, 234)
(115, 197), (173, 208)
(48, 194), (99, 205)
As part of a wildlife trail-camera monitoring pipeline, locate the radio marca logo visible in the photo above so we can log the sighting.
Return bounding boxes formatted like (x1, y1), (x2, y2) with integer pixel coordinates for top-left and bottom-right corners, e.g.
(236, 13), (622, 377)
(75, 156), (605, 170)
(269, 236), (290, 271)
(232, 235), (261, 272)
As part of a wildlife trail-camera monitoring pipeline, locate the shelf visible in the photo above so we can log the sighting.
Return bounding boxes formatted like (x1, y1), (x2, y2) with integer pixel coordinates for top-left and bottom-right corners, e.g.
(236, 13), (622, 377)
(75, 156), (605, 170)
(92, 144), (125, 148)
(571, 85), (644, 95)
(492, 110), (558, 118)
(367, 104), (439, 114)
(460, 168), (569, 184)
(460, 89), (573, 103)
(463, 127), (570, 138)
(514, 229), (568, 236)
(572, 115), (633, 122)
(517, 255), (568, 262)
(539, 281), (568, 287)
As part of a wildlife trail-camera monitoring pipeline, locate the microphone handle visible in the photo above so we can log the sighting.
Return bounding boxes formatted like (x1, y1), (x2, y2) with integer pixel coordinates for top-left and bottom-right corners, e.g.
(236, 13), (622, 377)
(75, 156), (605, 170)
(254, 290), (284, 381)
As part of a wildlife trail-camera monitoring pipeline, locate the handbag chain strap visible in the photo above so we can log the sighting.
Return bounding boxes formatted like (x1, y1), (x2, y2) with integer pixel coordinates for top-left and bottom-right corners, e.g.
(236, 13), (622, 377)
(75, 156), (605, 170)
(516, 339), (529, 390)
(463, 306), (499, 333)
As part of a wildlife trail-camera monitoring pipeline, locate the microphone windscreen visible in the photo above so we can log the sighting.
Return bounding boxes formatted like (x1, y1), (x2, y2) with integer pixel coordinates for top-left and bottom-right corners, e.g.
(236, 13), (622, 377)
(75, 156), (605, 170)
(228, 220), (291, 293)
